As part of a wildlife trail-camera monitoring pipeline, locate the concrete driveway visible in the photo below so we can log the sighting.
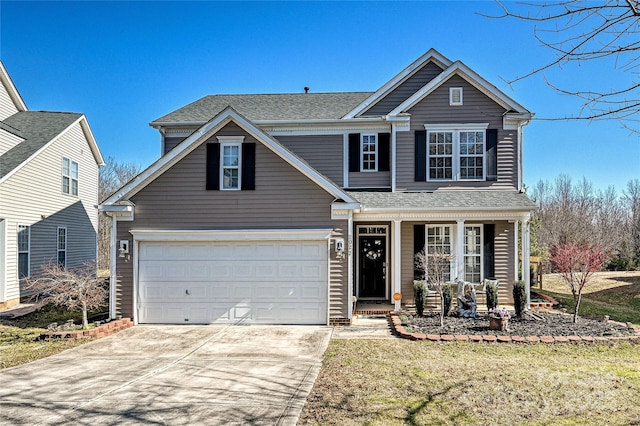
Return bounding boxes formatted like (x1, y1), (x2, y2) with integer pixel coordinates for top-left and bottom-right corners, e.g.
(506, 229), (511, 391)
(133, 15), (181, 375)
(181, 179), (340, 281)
(0, 324), (332, 425)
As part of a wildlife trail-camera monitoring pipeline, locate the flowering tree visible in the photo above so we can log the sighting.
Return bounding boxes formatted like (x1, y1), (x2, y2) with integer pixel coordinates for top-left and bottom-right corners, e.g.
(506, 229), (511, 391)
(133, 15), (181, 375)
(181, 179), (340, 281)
(415, 247), (453, 327)
(23, 262), (108, 329)
(549, 242), (608, 323)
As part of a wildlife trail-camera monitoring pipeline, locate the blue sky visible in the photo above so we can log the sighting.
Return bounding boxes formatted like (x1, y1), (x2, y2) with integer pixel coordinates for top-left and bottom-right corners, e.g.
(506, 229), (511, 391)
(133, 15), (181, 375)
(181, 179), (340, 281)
(1, 1), (638, 193)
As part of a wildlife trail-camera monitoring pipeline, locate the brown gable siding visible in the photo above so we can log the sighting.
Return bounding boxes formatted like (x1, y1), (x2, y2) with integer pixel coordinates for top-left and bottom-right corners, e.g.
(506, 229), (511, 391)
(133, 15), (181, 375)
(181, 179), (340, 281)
(348, 171), (390, 188)
(275, 134), (344, 187)
(361, 61), (445, 117)
(396, 75), (517, 191)
(164, 136), (187, 154)
(115, 122), (349, 320)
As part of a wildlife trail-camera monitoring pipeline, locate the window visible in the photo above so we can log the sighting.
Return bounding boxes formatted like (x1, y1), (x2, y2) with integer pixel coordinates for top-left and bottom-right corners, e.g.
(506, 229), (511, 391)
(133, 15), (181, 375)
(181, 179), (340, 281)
(57, 227), (67, 267)
(449, 87), (463, 106)
(464, 226), (482, 283)
(426, 225), (452, 282)
(221, 143), (241, 190)
(361, 134), (377, 171)
(17, 225), (29, 278)
(426, 125), (487, 181)
(62, 157), (79, 196)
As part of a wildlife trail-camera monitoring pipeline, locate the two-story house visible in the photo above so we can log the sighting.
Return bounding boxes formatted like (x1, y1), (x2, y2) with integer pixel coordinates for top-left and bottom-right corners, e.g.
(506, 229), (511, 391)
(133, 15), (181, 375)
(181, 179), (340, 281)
(0, 61), (104, 310)
(101, 49), (535, 325)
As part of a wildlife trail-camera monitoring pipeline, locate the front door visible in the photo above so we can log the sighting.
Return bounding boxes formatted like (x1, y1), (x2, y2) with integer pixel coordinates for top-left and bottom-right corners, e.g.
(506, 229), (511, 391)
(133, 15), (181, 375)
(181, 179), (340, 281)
(358, 235), (387, 298)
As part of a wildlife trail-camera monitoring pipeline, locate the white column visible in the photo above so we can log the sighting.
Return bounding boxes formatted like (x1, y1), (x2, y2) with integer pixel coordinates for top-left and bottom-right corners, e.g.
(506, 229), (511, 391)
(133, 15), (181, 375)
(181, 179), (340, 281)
(456, 220), (465, 281)
(523, 219), (531, 308)
(392, 220), (402, 311)
(109, 215), (117, 320)
(514, 220), (519, 284)
(347, 213), (354, 320)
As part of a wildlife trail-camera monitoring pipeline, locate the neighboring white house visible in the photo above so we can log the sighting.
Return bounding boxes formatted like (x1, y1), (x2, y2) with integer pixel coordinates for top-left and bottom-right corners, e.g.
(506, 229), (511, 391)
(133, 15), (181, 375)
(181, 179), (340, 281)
(0, 61), (104, 310)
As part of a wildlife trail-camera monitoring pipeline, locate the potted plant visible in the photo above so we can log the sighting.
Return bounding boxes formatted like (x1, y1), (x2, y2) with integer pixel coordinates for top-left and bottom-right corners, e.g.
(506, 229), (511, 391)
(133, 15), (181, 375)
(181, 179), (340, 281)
(488, 307), (511, 331)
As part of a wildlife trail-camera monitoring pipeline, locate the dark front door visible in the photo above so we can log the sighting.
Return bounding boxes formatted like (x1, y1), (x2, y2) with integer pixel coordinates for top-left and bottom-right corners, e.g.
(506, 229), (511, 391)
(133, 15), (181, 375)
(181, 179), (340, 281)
(358, 235), (386, 298)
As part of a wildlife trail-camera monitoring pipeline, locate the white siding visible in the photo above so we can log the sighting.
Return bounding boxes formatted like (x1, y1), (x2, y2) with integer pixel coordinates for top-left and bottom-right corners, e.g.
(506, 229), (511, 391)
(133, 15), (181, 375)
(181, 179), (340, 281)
(0, 128), (24, 156)
(0, 80), (20, 121)
(0, 121), (99, 303)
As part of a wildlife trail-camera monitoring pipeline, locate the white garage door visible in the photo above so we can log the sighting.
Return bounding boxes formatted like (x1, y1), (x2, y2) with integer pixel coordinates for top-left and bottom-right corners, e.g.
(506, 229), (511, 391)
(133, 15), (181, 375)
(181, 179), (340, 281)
(137, 239), (328, 324)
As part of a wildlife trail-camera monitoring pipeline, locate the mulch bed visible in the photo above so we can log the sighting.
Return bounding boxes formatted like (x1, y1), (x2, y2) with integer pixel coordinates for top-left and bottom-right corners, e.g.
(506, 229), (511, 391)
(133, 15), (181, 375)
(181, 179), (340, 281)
(405, 311), (637, 338)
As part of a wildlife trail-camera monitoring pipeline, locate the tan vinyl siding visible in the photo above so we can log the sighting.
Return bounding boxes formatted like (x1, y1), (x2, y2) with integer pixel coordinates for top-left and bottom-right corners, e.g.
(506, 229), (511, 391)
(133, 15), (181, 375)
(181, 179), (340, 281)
(401, 221), (415, 304)
(0, 128), (24, 156)
(0, 121), (99, 301)
(0, 81), (20, 121)
(362, 61), (445, 116)
(275, 135), (343, 187)
(348, 171), (390, 188)
(115, 122), (349, 319)
(396, 75), (518, 191)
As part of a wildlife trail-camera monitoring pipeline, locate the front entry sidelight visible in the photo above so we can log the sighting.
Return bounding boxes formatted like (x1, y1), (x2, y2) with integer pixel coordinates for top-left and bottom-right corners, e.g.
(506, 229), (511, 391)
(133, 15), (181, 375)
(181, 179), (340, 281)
(358, 235), (387, 298)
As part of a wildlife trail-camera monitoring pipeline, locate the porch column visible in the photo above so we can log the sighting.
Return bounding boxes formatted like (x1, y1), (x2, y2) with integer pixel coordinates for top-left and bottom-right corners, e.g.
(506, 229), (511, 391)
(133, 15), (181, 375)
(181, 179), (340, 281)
(514, 220), (519, 284)
(456, 220), (465, 281)
(392, 219), (402, 311)
(522, 219), (531, 309)
(347, 213), (354, 320)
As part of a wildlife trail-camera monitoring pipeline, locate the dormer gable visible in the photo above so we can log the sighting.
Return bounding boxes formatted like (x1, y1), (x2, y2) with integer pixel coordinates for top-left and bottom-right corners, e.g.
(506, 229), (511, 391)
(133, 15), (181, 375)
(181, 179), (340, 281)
(0, 61), (28, 121)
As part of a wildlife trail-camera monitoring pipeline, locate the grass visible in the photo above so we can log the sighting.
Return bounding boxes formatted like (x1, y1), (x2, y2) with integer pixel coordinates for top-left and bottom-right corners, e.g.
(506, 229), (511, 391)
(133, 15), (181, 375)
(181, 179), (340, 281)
(299, 272), (640, 425)
(0, 304), (106, 370)
(299, 340), (640, 425)
(536, 271), (640, 326)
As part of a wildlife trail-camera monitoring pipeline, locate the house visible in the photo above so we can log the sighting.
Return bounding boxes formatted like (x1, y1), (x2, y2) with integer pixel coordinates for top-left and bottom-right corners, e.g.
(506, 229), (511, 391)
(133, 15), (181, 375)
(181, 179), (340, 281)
(0, 61), (104, 310)
(101, 49), (535, 325)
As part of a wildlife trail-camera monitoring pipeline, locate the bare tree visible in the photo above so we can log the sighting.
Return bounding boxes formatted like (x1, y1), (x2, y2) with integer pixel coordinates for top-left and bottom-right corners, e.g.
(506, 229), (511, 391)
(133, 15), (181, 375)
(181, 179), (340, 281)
(23, 262), (109, 329)
(98, 157), (140, 270)
(487, 0), (640, 130)
(415, 248), (453, 327)
(623, 179), (640, 265)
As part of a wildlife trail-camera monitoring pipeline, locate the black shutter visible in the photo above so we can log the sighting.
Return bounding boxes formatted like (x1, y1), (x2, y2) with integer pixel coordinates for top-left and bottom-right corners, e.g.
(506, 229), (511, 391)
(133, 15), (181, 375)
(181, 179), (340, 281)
(206, 143), (220, 190)
(415, 130), (427, 182)
(413, 224), (426, 280)
(378, 133), (390, 172)
(486, 129), (498, 181)
(241, 143), (256, 190)
(348, 133), (360, 172)
(483, 224), (495, 279)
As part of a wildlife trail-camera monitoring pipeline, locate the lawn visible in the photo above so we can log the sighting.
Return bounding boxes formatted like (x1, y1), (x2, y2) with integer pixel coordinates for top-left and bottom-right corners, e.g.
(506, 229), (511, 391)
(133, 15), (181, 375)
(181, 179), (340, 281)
(299, 272), (640, 425)
(536, 271), (640, 326)
(299, 340), (640, 425)
(0, 304), (102, 370)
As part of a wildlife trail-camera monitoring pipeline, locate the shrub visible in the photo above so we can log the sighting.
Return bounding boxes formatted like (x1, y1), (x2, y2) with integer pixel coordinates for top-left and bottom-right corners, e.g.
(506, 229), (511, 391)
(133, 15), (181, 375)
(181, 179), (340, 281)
(513, 280), (527, 317)
(486, 281), (498, 311)
(413, 280), (426, 317)
(442, 283), (453, 317)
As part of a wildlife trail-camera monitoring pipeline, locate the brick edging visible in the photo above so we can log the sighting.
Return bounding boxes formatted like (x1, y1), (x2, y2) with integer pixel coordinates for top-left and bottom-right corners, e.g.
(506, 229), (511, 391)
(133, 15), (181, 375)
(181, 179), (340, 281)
(389, 312), (640, 344)
(530, 292), (559, 308)
(39, 318), (133, 340)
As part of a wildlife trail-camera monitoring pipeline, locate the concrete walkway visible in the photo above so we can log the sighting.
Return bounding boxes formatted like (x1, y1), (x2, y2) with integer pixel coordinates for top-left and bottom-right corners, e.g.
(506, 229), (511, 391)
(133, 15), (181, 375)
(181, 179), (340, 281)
(0, 324), (332, 425)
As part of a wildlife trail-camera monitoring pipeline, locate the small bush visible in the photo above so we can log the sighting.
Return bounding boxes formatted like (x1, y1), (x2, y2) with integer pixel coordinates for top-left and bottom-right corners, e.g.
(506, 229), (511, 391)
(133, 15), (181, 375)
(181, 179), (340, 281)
(486, 281), (498, 311)
(413, 280), (426, 317)
(442, 283), (453, 316)
(513, 280), (527, 317)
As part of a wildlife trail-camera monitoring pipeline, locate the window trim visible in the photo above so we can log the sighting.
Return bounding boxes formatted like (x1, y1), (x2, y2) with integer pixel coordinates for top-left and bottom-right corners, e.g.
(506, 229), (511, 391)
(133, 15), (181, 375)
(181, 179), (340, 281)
(217, 137), (243, 191)
(62, 157), (79, 196)
(17, 224), (30, 279)
(463, 225), (483, 284)
(425, 224), (455, 281)
(424, 124), (489, 182)
(360, 133), (378, 172)
(57, 227), (67, 267)
(449, 87), (463, 106)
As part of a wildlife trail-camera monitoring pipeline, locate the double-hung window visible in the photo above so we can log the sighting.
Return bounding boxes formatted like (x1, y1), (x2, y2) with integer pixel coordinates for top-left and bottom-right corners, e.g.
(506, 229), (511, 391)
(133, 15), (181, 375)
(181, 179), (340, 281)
(464, 226), (482, 283)
(57, 227), (67, 267)
(62, 157), (79, 196)
(221, 143), (241, 190)
(425, 124), (488, 181)
(426, 225), (453, 282)
(17, 225), (30, 278)
(361, 134), (377, 172)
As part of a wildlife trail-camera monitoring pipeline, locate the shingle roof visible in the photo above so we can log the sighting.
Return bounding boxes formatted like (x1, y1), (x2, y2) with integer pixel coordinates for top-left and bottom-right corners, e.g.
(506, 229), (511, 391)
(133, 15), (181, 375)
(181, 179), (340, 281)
(348, 190), (537, 211)
(0, 111), (81, 179)
(151, 92), (375, 125)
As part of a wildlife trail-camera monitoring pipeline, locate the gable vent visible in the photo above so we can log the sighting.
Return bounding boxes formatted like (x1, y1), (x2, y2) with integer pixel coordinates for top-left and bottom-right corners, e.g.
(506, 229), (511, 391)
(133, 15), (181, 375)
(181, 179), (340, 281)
(450, 87), (463, 106)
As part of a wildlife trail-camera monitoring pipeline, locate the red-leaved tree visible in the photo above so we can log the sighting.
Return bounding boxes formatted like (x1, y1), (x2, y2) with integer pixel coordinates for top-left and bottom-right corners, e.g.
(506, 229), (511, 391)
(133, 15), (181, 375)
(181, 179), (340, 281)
(549, 243), (608, 323)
